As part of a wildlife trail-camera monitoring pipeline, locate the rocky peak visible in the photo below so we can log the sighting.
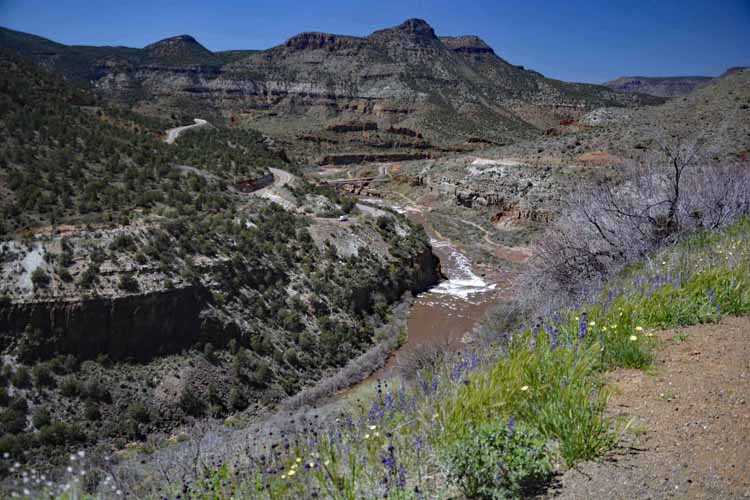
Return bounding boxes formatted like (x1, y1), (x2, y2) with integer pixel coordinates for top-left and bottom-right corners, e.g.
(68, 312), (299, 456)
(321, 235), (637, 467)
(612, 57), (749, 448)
(143, 34), (215, 64)
(369, 18), (438, 45)
(395, 18), (436, 37)
(440, 35), (494, 55)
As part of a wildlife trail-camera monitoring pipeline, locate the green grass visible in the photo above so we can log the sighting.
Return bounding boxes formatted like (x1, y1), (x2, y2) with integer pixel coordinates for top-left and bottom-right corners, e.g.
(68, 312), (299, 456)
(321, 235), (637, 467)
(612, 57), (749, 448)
(12, 218), (750, 499)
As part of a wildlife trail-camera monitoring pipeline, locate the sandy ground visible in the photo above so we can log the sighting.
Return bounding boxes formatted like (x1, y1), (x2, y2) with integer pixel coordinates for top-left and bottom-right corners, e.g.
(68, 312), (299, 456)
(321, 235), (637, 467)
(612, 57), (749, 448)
(546, 316), (750, 499)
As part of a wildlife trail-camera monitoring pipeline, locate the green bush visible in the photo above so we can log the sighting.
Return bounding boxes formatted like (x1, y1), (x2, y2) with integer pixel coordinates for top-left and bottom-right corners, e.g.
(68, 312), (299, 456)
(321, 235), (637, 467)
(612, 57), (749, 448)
(443, 419), (552, 499)
(32, 363), (55, 388)
(11, 366), (32, 388)
(59, 375), (82, 398)
(32, 407), (51, 429)
(84, 399), (101, 421)
(228, 385), (248, 411)
(127, 402), (150, 423)
(36, 422), (85, 447)
(180, 386), (205, 417)
(56, 267), (73, 283)
(0, 397), (28, 434)
(79, 264), (99, 288)
(82, 379), (111, 403)
(31, 267), (50, 289)
(118, 273), (140, 293)
(203, 342), (215, 363)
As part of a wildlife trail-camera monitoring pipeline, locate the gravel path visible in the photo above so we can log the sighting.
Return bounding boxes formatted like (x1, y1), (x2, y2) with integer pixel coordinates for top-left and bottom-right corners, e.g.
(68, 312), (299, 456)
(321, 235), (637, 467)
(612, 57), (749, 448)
(164, 118), (208, 144)
(545, 316), (750, 499)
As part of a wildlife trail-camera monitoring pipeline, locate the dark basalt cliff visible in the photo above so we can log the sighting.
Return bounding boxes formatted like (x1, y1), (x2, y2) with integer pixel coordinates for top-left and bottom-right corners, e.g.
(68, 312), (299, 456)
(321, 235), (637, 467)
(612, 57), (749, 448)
(0, 248), (440, 363)
(0, 286), (210, 361)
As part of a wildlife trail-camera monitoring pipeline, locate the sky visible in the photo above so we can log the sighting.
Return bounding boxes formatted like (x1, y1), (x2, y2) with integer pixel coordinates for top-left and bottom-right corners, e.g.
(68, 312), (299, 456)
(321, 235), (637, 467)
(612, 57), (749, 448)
(0, 0), (748, 83)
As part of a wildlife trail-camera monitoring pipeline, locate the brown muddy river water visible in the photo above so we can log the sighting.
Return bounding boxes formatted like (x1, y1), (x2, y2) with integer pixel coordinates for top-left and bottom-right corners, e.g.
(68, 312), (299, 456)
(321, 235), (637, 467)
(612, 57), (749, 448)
(362, 205), (502, 381)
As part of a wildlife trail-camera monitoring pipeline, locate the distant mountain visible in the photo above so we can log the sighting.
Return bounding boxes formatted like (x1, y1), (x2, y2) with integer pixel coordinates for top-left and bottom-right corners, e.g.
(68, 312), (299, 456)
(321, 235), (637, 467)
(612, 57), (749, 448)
(605, 75), (713, 98)
(1, 20), (664, 162)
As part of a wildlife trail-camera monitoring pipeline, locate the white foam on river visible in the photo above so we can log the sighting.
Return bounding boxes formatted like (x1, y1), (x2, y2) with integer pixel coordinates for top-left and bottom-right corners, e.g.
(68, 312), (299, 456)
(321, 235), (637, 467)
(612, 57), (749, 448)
(426, 238), (496, 301)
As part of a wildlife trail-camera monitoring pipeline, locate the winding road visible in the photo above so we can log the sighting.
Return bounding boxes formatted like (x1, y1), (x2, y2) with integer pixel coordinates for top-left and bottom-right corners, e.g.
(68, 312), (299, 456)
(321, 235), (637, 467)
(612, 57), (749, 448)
(164, 118), (208, 144)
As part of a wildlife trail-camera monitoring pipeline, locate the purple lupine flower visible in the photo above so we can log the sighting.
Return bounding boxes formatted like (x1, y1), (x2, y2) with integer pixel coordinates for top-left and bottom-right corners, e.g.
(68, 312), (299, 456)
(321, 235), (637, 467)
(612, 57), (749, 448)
(549, 324), (559, 351)
(578, 312), (587, 342)
(397, 465), (407, 488)
(507, 417), (515, 437)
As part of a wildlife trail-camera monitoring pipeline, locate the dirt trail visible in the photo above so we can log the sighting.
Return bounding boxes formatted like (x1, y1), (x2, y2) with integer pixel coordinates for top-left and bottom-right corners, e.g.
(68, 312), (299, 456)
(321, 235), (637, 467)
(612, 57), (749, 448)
(547, 316), (750, 499)
(164, 118), (208, 144)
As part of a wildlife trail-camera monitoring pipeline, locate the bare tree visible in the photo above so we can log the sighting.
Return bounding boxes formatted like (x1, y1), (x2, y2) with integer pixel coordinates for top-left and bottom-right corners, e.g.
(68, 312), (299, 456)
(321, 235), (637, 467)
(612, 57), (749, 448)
(522, 134), (750, 314)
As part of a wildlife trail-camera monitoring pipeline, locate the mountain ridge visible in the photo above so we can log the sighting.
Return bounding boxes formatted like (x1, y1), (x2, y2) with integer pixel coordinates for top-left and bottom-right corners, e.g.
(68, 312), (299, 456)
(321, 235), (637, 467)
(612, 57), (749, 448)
(0, 19), (665, 162)
(605, 75), (714, 98)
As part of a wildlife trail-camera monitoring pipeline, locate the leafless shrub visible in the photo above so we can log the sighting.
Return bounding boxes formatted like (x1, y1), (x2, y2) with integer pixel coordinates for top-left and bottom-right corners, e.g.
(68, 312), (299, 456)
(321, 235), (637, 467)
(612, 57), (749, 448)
(393, 338), (453, 379)
(523, 136), (750, 314)
(474, 299), (529, 343)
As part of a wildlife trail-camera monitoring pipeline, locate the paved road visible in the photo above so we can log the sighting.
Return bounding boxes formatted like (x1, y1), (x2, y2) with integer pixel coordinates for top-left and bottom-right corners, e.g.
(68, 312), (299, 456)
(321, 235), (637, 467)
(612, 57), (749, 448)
(165, 118), (208, 144)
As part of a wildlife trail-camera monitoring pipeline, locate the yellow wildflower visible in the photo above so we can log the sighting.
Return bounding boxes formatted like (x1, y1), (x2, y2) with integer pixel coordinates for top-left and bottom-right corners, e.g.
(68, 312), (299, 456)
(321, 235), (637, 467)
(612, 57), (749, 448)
(630, 335), (638, 341)
(635, 326), (643, 332)
(520, 385), (529, 391)
(369, 425), (377, 431)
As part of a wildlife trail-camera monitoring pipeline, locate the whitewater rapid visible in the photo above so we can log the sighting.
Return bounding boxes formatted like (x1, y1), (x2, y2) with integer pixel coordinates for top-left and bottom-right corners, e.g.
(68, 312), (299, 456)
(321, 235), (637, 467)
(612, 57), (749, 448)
(426, 238), (497, 302)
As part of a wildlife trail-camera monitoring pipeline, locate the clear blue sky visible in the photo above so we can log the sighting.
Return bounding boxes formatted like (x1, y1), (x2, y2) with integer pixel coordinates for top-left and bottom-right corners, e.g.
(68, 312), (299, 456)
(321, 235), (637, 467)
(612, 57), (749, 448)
(1, 0), (748, 83)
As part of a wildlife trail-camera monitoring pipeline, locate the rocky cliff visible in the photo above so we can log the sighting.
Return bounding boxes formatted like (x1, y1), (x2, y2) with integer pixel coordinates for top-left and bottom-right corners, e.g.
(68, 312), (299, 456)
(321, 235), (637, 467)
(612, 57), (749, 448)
(605, 75), (714, 97)
(0, 286), (209, 361)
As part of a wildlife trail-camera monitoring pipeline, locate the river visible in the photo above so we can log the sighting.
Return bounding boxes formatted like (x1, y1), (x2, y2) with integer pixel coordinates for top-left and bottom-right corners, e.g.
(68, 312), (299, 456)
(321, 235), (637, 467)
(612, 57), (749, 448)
(355, 205), (502, 383)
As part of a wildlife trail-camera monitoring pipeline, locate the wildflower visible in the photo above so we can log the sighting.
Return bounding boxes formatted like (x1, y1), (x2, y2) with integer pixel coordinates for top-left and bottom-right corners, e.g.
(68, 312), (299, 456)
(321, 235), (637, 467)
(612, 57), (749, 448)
(635, 326), (643, 332)
(374, 431), (380, 437)
(295, 457), (301, 464)
(589, 321), (596, 326)
(630, 335), (638, 341)
(520, 385), (529, 391)
(288, 470), (296, 477)
(324, 460), (330, 466)
(364, 434), (370, 440)
(369, 425), (377, 431)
